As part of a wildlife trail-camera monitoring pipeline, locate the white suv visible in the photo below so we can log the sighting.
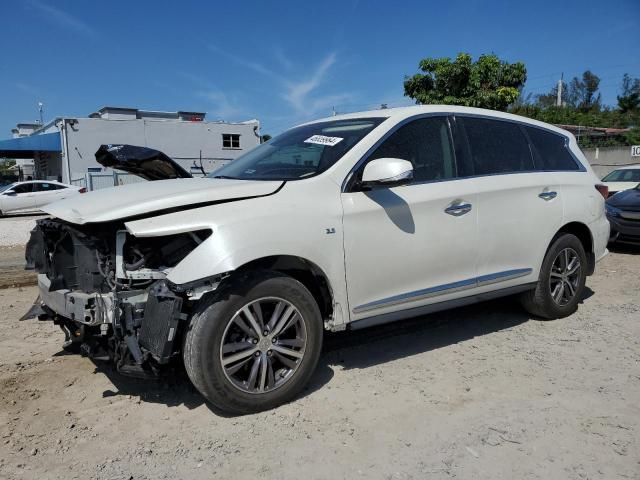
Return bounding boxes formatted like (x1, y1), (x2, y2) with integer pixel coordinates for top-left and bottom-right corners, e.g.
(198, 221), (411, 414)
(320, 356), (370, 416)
(26, 106), (609, 413)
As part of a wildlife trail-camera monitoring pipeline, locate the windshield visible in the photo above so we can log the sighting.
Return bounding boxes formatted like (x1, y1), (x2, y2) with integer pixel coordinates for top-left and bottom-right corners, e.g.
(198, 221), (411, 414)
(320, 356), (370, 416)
(209, 117), (386, 181)
(0, 183), (15, 193)
(602, 168), (640, 182)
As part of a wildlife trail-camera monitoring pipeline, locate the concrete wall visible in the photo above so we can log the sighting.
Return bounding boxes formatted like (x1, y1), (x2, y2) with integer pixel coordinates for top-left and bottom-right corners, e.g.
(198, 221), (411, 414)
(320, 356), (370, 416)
(581, 146), (640, 179)
(61, 118), (260, 183)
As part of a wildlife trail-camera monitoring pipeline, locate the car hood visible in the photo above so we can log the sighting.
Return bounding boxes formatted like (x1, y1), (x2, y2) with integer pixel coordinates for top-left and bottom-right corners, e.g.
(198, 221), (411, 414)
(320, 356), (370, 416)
(95, 144), (193, 181)
(603, 181), (638, 193)
(607, 187), (640, 210)
(43, 178), (284, 224)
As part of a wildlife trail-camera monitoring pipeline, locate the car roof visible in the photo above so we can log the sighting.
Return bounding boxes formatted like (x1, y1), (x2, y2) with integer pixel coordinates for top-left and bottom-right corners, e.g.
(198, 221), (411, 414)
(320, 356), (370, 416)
(18, 180), (65, 185)
(611, 164), (640, 170)
(302, 105), (575, 138)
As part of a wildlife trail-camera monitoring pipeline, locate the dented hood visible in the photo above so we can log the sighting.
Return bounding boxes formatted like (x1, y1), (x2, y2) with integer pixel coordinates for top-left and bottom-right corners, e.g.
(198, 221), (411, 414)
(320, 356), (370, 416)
(43, 178), (283, 224)
(95, 144), (192, 181)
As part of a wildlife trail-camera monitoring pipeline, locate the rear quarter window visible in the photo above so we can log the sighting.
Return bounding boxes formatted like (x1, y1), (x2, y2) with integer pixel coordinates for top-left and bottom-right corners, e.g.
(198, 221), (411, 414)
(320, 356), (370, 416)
(525, 126), (581, 171)
(458, 117), (534, 176)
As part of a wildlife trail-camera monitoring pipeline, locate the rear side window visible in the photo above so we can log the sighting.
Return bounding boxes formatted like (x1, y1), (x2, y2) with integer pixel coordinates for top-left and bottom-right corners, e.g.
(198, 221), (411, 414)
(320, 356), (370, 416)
(525, 126), (580, 171)
(368, 116), (456, 183)
(33, 183), (63, 192)
(458, 117), (533, 176)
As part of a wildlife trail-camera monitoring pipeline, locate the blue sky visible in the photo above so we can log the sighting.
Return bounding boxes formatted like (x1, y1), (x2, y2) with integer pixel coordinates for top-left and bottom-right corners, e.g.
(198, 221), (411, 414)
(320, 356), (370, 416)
(1, 0), (639, 137)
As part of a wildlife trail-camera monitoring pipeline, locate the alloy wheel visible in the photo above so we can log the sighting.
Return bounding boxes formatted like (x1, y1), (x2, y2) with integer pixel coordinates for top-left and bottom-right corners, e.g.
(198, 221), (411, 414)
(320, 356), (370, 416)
(219, 297), (307, 394)
(549, 247), (581, 306)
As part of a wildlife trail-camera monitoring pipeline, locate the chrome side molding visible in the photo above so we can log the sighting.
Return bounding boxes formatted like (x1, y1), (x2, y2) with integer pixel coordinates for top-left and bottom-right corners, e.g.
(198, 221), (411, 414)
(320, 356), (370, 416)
(353, 268), (532, 314)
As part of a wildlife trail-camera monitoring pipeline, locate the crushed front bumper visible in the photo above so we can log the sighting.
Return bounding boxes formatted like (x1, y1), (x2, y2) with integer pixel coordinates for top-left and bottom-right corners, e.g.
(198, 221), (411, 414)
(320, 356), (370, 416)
(37, 274), (117, 326)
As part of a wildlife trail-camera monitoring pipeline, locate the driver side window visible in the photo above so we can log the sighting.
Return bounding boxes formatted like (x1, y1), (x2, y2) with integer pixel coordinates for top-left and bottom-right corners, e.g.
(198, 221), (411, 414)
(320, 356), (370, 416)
(12, 184), (33, 194)
(368, 116), (456, 183)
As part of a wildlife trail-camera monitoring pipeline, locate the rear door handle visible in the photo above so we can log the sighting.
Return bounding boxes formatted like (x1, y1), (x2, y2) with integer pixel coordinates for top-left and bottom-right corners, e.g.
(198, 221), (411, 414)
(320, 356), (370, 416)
(445, 201), (472, 216)
(538, 191), (557, 201)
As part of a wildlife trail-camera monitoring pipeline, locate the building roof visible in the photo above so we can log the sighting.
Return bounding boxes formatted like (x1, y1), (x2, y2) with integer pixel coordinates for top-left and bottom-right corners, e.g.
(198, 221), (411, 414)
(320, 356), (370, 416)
(90, 106), (207, 120)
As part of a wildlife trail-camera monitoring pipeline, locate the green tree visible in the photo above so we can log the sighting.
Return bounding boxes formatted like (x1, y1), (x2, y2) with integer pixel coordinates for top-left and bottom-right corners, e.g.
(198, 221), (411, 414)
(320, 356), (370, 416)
(617, 73), (640, 113)
(0, 159), (16, 175)
(403, 53), (527, 111)
(568, 70), (601, 111)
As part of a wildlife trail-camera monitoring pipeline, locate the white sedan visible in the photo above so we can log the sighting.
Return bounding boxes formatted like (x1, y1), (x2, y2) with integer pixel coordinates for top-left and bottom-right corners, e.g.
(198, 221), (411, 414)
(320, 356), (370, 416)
(0, 180), (85, 216)
(601, 164), (640, 196)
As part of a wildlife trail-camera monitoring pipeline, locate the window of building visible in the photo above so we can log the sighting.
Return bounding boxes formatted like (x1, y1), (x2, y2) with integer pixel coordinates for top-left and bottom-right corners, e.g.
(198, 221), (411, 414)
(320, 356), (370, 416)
(458, 117), (534, 176)
(367, 117), (456, 183)
(222, 134), (241, 149)
(524, 126), (580, 171)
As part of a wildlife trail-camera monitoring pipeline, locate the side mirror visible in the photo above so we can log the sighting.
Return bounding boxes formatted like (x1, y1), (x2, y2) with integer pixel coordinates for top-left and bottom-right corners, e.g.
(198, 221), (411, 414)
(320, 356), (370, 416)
(361, 158), (413, 188)
(3, 191), (16, 196)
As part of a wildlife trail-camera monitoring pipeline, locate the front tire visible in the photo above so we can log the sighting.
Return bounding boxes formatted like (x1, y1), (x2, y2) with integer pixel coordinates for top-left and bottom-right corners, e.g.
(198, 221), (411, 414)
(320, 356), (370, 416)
(183, 270), (323, 414)
(520, 233), (587, 320)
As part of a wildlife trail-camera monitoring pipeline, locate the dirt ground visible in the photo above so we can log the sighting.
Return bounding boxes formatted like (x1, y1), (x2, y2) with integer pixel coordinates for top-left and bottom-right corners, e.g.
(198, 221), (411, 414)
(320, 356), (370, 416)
(0, 247), (638, 480)
(0, 215), (41, 289)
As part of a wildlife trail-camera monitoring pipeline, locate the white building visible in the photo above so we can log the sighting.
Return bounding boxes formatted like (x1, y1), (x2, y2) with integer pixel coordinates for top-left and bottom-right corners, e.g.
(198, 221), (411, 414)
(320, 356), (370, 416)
(0, 106), (261, 187)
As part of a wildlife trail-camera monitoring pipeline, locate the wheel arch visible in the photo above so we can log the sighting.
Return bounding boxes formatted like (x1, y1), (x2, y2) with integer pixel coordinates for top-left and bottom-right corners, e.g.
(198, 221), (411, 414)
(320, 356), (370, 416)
(234, 255), (334, 323)
(553, 222), (595, 275)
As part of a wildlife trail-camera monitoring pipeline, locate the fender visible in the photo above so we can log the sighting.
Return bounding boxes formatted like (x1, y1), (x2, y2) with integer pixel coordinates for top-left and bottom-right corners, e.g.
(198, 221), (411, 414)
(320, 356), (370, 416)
(124, 180), (350, 326)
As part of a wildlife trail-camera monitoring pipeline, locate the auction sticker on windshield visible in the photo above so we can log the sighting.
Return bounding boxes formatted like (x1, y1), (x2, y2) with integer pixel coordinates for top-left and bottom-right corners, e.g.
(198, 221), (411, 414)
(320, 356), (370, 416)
(304, 135), (344, 147)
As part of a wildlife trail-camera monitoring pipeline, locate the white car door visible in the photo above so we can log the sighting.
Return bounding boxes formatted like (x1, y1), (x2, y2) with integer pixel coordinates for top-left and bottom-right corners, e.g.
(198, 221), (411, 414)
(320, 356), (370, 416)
(453, 116), (563, 287)
(341, 116), (479, 321)
(32, 182), (72, 208)
(0, 183), (36, 213)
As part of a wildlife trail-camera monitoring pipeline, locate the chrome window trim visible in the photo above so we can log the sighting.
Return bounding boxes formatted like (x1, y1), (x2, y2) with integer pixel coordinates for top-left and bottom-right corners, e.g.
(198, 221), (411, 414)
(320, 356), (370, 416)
(341, 111), (586, 193)
(352, 268), (532, 314)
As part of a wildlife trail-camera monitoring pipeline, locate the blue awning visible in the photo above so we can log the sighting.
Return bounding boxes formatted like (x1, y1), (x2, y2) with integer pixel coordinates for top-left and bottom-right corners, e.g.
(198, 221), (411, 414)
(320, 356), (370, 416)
(0, 132), (61, 158)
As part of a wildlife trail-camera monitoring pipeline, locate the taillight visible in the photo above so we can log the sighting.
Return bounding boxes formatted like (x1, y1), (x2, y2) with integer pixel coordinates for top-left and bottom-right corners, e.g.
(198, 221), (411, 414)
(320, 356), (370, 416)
(79, 187), (87, 194)
(595, 184), (608, 199)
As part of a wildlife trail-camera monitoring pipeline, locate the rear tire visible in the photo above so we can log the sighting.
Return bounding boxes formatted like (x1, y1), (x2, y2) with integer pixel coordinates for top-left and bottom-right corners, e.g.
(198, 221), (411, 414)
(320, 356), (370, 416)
(520, 233), (587, 320)
(183, 270), (323, 414)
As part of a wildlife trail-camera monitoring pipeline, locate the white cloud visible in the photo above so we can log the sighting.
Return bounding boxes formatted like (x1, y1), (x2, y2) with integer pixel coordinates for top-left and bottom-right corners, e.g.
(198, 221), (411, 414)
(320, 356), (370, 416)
(15, 82), (40, 96)
(282, 52), (338, 113)
(208, 46), (351, 117)
(208, 45), (284, 82)
(26, 0), (96, 38)
(199, 90), (244, 120)
(178, 72), (247, 120)
(274, 48), (294, 71)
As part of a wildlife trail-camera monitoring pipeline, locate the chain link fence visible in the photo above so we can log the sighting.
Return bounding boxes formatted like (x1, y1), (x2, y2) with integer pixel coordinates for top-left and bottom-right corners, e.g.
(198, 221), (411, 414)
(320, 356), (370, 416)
(71, 172), (145, 191)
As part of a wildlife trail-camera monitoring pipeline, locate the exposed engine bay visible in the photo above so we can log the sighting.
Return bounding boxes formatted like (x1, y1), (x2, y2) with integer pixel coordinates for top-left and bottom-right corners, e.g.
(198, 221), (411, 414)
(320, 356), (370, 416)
(25, 218), (215, 375)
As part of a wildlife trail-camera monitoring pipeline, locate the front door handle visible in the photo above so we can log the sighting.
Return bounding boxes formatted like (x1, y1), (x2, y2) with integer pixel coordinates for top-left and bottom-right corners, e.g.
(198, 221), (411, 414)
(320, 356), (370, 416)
(445, 201), (472, 216)
(538, 191), (557, 201)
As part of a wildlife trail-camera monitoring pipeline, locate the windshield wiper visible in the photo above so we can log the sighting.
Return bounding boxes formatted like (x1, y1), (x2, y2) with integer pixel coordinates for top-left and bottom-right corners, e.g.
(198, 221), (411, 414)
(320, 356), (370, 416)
(212, 175), (239, 179)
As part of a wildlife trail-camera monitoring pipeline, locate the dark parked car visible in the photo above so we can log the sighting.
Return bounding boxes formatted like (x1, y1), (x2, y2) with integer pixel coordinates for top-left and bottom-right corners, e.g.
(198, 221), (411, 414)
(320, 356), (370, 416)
(606, 184), (640, 244)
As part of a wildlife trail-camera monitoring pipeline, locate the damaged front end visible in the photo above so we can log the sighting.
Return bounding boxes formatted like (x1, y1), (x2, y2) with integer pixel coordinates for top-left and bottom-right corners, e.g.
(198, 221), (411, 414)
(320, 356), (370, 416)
(25, 218), (215, 376)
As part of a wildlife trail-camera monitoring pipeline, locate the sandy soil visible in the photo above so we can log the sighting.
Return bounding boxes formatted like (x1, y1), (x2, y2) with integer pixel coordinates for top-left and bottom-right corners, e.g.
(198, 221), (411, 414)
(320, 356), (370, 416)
(0, 215), (43, 289)
(0, 215), (42, 247)
(0, 248), (638, 480)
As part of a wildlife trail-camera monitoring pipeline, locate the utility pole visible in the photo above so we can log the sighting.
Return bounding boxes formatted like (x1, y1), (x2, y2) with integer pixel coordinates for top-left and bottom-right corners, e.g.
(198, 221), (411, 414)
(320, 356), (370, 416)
(556, 73), (563, 107)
